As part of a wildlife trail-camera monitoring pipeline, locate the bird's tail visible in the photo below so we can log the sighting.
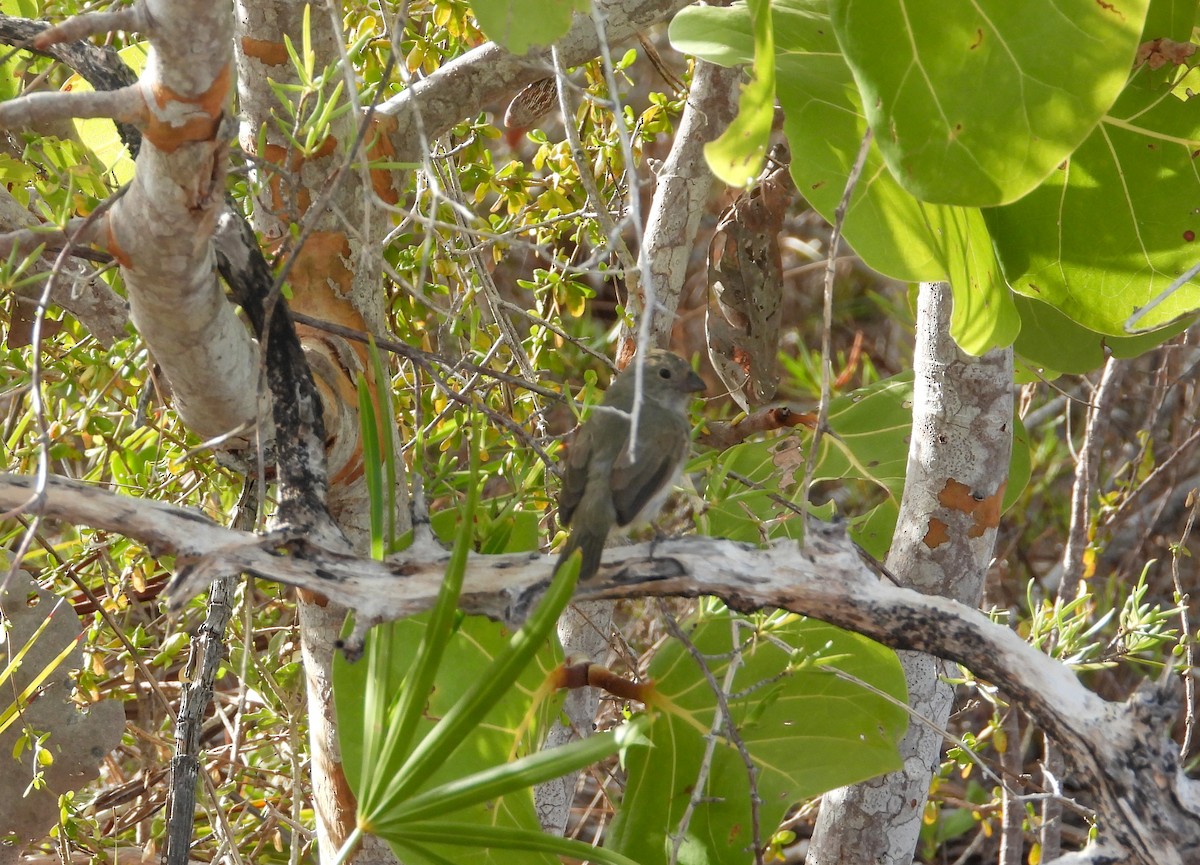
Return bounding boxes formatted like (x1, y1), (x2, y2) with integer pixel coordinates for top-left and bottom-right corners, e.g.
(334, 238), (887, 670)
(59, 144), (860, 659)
(556, 530), (605, 582)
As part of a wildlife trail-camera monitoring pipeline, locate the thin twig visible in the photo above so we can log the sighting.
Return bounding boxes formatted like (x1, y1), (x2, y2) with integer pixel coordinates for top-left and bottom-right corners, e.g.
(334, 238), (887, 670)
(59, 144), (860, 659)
(288, 311), (565, 402)
(799, 130), (872, 531)
(1058, 357), (1124, 606)
(28, 5), (145, 47)
(587, 2), (659, 461)
(2, 186), (125, 595)
(657, 604), (765, 865)
(998, 705), (1025, 865)
(1042, 357), (1124, 859)
(1172, 491), (1199, 759)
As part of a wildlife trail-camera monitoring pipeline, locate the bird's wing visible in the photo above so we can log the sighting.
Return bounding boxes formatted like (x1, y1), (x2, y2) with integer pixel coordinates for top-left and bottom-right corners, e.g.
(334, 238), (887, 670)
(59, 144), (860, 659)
(609, 419), (686, 527)
(557, 423), (593, 528)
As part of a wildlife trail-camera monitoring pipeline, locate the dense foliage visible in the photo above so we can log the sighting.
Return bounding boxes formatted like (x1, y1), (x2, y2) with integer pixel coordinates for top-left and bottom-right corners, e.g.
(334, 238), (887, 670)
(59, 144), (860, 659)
(0, 0), (1197, 862)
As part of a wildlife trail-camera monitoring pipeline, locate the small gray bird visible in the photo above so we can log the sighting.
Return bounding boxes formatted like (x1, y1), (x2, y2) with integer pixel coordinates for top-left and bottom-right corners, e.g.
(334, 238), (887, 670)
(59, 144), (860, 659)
(556, 350), (705, 580)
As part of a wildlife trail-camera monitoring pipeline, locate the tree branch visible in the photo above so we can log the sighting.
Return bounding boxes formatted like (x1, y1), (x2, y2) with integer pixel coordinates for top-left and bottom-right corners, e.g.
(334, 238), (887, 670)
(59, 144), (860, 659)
(1, 470), (1196, 865)
(0, 85), (144, 128)
(27, 5), (146, 47)
(376, 0), (692, 163)
(637, 60), (740, 348)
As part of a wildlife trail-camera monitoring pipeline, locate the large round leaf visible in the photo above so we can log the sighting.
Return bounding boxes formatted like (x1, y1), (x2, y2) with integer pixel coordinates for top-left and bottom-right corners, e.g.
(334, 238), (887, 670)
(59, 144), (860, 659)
(671, 0), (1020, 355)
(608, 612), (908, 865)
(987, 78), (1200, 335)
(830, 0), (1149, 206)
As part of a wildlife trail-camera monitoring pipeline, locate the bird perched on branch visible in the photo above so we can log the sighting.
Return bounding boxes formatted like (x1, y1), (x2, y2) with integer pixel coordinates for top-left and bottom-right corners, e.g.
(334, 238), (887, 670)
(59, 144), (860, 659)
(556, 350), (705, 581)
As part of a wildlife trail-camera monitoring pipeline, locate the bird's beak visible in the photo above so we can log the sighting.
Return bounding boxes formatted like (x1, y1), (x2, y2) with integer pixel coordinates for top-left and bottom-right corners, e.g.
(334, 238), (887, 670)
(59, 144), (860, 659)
(686, 369), (706, 394)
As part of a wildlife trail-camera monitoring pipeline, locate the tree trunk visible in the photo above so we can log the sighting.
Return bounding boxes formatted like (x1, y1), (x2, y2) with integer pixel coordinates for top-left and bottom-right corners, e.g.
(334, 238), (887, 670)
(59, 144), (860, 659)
(233, 1), (406, 860)
(807, 282), (1013, 864)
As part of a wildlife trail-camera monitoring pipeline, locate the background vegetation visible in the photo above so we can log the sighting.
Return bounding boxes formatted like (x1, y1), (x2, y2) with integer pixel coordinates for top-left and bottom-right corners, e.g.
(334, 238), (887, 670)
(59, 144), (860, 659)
(0, 0), (1197, 862)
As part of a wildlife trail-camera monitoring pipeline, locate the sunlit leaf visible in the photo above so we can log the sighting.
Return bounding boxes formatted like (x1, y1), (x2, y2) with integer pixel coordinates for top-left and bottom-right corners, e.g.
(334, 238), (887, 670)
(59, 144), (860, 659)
(830, 0), (1150, 206)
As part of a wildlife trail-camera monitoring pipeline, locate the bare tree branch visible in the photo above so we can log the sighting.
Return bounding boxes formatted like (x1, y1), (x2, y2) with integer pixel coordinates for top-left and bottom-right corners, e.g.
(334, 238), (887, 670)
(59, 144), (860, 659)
(2, 470), (1197, 865)
(0, 1), (258, 442)
(376, 0), (692, 163)
(0, 84), (144, 128)
(638, 60), (741, 348)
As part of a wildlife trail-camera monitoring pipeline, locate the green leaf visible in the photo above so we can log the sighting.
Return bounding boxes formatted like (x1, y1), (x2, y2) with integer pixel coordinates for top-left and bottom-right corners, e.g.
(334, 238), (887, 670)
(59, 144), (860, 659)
(697, 443), (810, 545)
(1, 0), (39, 18)
(368, 427), (486, 809)
(675, 0), (1200, 354)
(366, 338), (398, 551)
(1012, 294), (1191, 375)
(772, 15), (1019, 353)
(335, 614), (566, 865)
(703, 0), (775, 186)
(501, 509), (540, 553)
(1141, 0), (1197, 40)
(469, 0), (589, 56)
(673, 0), (1020, 355)
(335, 504), (580, 864)
(942, 208), (1022, 355)
(66, 43), (148, 185)
(699, 374), (915, 555)
(702, 372), (1031, 558)
(387, 822), (642, 865)
(830, 0), (1150, 206)
(668, 1), (757, 66)
(608, 612), (907, 865)
(356, 372), (385, 561)
(387, 726), (625, 824)
(986, 77), (1200, 336)
(0, 155), (37, 186)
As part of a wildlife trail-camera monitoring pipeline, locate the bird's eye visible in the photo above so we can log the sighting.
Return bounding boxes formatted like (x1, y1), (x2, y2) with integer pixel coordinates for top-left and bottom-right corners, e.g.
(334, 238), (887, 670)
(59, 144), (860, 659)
(658, 367), (672, 379)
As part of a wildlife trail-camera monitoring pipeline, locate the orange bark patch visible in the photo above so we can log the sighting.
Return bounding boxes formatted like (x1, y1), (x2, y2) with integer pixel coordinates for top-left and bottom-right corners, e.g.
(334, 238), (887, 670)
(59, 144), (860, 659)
(366, 115), (403, 205)
(923, 517), (949, 549)
(296, 588), (330, 606)
(937, 478), (1005, 539)
(308, 135), (338, 160)
(284, 231), (375, 489)
(288, 231), (356, 304)
(261, 142), (290, 214)
(259, 138), (338, 218)
(241, 37), (289, 67)
(143, 64), (231, 153)
(106, 220), (132, 268)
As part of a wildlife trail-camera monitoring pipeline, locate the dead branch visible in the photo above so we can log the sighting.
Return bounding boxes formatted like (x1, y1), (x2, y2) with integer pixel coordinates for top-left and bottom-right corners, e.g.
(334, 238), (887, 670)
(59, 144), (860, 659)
(1, 470), (1196, 865)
